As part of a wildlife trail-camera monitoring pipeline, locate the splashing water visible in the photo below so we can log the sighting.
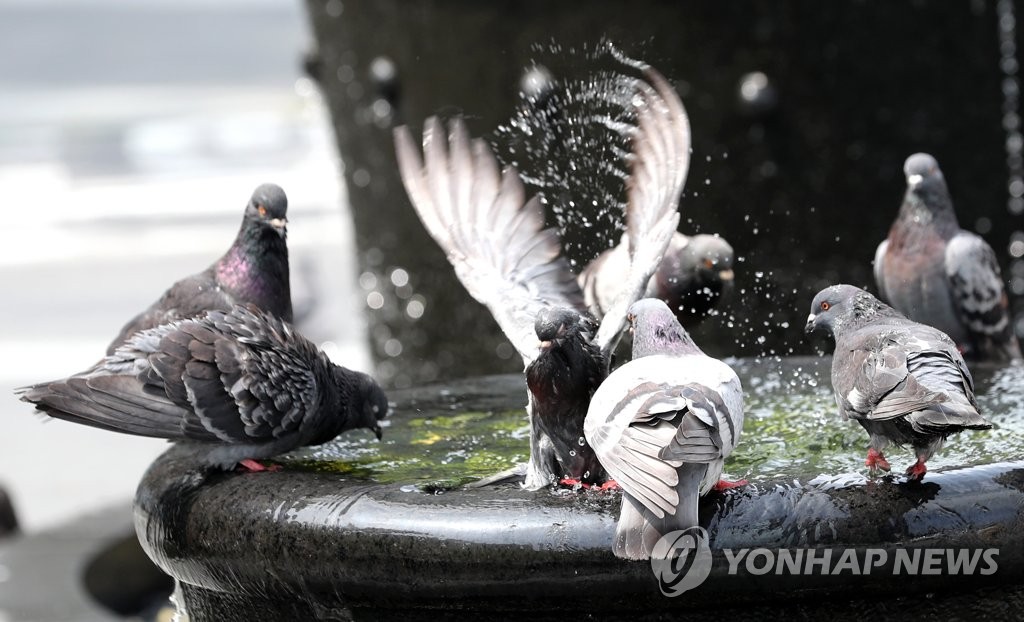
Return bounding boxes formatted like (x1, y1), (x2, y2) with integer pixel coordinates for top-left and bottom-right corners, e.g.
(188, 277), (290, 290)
(494, 40), (654, 266)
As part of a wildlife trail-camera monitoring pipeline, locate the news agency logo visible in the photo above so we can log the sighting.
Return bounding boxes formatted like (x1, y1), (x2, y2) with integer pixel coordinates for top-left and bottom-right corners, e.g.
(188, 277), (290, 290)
(651, 529), (999, 597)
(649, 526), (713, 597)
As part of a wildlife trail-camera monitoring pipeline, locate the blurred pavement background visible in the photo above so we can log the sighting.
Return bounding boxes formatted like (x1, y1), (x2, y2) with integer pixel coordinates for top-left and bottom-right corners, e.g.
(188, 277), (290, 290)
(0, 0), (366, 534)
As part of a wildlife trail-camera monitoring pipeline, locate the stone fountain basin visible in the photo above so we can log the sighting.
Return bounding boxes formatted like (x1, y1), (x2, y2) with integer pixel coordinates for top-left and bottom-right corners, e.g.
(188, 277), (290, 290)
(133, 359), (1024, 620)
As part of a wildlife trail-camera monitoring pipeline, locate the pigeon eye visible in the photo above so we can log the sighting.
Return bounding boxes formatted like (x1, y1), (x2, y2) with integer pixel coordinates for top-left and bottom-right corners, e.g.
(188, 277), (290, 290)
(703, 258), (714, 269)
(820, 301), (831, 311)
(257, 205), (267, 217)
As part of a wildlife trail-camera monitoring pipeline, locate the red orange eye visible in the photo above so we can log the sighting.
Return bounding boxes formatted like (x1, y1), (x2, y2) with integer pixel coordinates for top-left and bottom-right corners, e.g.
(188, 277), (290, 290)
(703, 258), (714, 269)
(820, 301), (831, 311)
(258, 205), (267, 217)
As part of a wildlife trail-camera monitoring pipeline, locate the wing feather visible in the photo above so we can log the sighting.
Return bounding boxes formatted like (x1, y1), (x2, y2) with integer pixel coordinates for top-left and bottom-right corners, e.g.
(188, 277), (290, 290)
(595, 66), (688, 354)
(395, 118), (585, 364)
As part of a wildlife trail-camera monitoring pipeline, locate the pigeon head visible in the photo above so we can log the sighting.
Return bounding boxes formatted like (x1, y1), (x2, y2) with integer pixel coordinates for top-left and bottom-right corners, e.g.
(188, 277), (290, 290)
(902, 153), (950, 212)
(342, 370), (390, 440)
(628, 298), (701, 358)
(688, 234), (735, 286)
(534, 307), (597, 351)
(245, 183), (289, 239)
(805, 284), (899, 339)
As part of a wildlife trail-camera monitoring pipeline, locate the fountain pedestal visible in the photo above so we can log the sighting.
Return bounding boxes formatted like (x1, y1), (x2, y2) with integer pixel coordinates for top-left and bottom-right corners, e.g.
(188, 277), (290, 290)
(133, 374), (1024, 621)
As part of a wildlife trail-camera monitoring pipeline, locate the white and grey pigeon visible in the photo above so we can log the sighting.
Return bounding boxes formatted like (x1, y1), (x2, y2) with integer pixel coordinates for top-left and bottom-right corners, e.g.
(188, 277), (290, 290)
(584, 298), (744, 560)
(394, 63), (688, 491)
(579, 232), (734, 326)
(874, 153), (1021, 362)
(106, 183), (293, 355)
(20, 305), (388, 471)
(805, 284), (992, 481)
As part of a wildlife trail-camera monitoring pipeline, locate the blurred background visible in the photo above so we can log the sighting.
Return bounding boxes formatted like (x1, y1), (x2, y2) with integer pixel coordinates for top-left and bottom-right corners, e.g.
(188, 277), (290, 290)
(2, 0), (1024, 618)
(0, 0), (367, 536)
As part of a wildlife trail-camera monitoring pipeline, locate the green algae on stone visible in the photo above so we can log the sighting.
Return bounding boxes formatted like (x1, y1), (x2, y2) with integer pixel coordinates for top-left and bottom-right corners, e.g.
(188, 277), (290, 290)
(282, 359), (1024, 489)
(283, 409), (529, 487)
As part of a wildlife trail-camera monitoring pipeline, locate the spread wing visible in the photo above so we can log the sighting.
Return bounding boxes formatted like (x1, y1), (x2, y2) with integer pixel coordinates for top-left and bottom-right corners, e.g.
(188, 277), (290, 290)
(394, 117), (585, 365)
(594, 66), (687, 356)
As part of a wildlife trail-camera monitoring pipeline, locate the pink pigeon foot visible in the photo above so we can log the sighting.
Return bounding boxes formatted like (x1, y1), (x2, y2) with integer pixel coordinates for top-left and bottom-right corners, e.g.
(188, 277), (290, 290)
(865, 448), (891, 473)
(713, 478), (748, 491)
(905, 459), (928, 481)
(237, 459), (282, 473)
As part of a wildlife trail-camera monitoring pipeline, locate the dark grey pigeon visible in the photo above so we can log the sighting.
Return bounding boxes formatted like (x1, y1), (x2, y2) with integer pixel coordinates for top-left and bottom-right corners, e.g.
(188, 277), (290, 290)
(20, 305), (388, 471)
(579, 232), (734, 326)
(106, 183), (293, 355)
(585, 298), (744, 560)
(874, 153), (1021, 362)
(805, 284), (991, 481)
(394, 63), (687, 490)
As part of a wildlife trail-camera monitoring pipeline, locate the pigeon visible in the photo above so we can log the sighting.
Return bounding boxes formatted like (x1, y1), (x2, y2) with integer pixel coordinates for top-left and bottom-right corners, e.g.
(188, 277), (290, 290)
(874, 153), (1021, 362)
(805, 284), (992, 481)
(394, 62), (688, 490)
(106, 183), (293, 355)
(584, 298), (744, 560)
(19, 305), (388, 471)
(579, 232), (734, 326)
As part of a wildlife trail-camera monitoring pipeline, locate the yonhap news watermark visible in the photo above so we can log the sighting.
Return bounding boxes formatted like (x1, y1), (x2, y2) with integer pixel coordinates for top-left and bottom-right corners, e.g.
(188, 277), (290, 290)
(651, 527), (999, 597)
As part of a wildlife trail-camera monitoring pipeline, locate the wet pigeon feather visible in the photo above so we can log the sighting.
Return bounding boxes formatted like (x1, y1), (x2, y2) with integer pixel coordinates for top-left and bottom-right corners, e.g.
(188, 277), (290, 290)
(806, 284), (991, 479)
(585, 299), (744, 559)
(19, 305), (388, 469)
(395, 64), (690, 491)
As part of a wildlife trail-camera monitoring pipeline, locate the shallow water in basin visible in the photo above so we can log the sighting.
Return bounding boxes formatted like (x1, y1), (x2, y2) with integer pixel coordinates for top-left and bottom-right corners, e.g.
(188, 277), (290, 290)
(284, 357), (1024, 488)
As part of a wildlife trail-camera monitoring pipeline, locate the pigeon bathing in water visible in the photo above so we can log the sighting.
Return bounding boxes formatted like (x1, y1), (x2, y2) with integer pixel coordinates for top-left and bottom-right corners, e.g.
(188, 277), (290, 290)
(874, 153), (1021, 362)
(585, 299), (744, 560)
(20, 305), (388, 471)
(106, 183), (293, 355)
(579, 232), (734, 326)
(805, 284), (991, 481)
(394, 63), (688, 490)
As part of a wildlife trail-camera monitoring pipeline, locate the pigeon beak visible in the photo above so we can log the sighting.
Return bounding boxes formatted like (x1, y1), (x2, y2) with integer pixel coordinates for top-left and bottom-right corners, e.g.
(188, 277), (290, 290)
(907, 173), (923, 188)
(372, 424), (383, 441)
(718, 268), (734, 281)
(270, 217), (288, 237)
(538, 340), (552, 350)
(804, 313), (817, 334)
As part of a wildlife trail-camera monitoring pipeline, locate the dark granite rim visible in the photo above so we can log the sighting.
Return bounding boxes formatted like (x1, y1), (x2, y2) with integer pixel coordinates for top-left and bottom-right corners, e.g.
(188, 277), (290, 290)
(133, 374), (1024, 613)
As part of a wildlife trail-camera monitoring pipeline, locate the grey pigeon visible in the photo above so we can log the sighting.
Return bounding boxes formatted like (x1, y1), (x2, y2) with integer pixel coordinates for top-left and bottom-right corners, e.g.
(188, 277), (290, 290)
(585, 298), (744, 560)
(106, 183), (293, 354)
(805, 284), (991, 480)
(579, 232), (734, 326)
(394, 63), (688, 490)
(874, 153), (1021, 362)
(20, 305), (388, 470)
